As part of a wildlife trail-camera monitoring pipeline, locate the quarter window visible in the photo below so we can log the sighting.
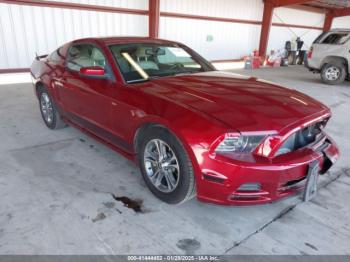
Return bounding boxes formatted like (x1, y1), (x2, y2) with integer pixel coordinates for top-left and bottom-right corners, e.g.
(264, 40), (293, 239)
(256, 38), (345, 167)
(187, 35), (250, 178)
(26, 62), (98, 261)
(67, 44), (107, 71)
(321, 33), (350, 45)
(48, 47), (64, 63)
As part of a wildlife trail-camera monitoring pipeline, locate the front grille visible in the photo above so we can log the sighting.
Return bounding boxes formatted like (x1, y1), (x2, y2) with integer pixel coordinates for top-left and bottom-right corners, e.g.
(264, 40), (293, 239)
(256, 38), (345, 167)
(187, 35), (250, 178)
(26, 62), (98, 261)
(237, 183), (261, 192)
(276, 118), (328, 156)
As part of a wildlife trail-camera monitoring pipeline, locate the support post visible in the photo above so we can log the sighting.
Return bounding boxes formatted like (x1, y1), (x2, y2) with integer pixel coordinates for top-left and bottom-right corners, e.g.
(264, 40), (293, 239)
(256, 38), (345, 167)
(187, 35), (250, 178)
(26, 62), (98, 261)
(259, 0), (274, 58)
(323, 12), (333, 32)
(149, 0), (160, 38)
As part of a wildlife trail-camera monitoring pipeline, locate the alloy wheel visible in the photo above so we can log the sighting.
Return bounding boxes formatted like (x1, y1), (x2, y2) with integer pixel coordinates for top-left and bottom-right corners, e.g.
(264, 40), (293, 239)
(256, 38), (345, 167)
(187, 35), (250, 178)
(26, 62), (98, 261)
(143, 139), (180, 193)
(40, 92), (54, 124)
(325, 66), (340, 81)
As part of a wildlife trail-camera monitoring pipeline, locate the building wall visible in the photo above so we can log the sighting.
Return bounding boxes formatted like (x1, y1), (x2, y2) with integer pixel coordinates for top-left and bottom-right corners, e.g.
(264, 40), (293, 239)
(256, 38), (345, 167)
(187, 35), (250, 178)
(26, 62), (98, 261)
(332, 16), (350, 29)
(0, 1), (148, 69)
(160, 0), (263, 60)
(160, 0), (263, 20)
(159, 18), (261, 61)
(44, 0), (149, 10)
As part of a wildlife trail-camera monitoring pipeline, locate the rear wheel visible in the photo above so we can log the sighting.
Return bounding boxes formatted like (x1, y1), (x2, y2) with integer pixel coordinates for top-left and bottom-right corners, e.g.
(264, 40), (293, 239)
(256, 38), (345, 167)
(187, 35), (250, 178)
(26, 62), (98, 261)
(138, 127), (196, 204)
(38, 86), (66, 129)
(321, 63), (346, 85)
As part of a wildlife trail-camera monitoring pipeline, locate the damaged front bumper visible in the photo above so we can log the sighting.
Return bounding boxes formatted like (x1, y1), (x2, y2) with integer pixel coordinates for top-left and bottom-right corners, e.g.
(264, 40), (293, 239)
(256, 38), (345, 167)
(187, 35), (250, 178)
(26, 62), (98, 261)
(195, 134), (339, 206)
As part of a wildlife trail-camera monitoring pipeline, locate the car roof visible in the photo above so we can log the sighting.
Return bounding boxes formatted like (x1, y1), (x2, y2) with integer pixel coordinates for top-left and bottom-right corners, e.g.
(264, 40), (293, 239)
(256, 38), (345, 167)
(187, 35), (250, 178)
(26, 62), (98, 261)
(72, 36), (180, 46)
(329, 28), (350, 32)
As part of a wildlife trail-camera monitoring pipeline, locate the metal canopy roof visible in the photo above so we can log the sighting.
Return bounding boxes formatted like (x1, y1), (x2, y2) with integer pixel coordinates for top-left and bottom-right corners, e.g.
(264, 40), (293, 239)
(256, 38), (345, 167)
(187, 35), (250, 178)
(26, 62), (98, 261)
(302, 0), (350, 11)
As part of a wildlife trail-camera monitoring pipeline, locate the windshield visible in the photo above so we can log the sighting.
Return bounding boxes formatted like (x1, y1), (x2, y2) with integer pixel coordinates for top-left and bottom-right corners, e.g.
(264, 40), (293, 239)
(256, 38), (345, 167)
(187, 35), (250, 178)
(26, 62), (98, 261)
(109, 43), (214, 83)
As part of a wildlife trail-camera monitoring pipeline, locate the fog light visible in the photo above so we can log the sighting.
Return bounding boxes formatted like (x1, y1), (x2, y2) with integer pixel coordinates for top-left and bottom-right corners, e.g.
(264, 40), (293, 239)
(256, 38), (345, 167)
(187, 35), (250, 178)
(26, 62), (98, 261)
(237, 183), (261, 191)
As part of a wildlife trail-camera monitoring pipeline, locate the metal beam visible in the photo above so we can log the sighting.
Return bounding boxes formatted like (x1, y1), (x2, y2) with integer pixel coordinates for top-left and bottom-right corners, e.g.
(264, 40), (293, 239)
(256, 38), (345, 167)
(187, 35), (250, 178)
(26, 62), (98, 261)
(272, 0), (313, 7)
(259, 0), (274, 58)
(323, 12), (334, 32)
(332, 7), (350, 17)
(149, 0), (160, 38)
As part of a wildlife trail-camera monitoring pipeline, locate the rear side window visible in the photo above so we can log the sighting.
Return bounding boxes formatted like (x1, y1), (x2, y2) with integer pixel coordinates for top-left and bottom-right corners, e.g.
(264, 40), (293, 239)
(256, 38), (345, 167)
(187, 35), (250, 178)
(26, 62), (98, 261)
(66, 44), (107, 71)
(317, 32), (350, 45)
(313, 32), (327, 44)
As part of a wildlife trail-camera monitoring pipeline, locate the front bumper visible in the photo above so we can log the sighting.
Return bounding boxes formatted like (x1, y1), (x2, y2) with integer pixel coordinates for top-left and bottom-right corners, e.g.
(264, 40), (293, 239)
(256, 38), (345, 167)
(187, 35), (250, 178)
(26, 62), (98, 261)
(195, 135), (339, 206)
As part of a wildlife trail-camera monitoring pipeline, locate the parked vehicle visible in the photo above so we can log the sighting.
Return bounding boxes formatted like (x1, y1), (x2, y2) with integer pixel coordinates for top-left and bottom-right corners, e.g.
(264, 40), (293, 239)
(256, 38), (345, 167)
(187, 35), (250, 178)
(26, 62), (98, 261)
(31, 37), (339, 205)
(306, 28), (350, 85)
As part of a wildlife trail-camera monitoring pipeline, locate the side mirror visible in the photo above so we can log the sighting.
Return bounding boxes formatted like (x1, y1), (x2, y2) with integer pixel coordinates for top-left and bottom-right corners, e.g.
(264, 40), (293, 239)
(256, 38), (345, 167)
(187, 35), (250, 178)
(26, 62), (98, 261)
(79, 66), (105, 77)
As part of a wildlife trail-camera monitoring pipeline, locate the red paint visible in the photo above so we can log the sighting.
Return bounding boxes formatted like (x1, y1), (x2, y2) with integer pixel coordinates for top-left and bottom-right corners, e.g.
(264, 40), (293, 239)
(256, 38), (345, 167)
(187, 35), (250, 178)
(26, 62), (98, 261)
(30, 37), (339, 206)
(149, 0), (160, 38)
(323, 12), (334, 32)
(259, 0), (274, 59)
(332, 7), (350, 17)
(307, 46), (313, 59)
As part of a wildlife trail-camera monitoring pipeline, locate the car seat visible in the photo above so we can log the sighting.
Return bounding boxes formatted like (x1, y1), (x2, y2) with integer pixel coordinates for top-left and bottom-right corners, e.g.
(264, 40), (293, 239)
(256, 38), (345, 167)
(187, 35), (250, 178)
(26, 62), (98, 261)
(91, 48), (106, 68)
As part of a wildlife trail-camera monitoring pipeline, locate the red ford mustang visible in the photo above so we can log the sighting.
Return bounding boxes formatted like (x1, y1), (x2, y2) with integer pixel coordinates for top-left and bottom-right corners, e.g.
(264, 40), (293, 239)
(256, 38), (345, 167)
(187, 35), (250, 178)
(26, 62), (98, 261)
(30, 37), (339, 205)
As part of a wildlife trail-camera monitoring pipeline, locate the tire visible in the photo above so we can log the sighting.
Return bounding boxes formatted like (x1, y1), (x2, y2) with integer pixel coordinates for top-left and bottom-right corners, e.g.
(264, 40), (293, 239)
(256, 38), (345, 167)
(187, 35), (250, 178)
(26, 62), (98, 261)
(321, 63), (347, 85)
(138, 126), (196, 204)
(37, 86), (66, 129)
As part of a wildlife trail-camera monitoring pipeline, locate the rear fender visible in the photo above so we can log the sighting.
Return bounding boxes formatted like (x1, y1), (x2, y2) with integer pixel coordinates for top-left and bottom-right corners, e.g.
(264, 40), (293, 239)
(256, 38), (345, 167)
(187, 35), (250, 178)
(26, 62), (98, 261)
(322, 56), (348, 72)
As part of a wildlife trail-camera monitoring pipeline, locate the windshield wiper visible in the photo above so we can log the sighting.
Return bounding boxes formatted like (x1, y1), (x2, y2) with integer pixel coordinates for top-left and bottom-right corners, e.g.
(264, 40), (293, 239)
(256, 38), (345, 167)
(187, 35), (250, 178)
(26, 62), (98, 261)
(126, 72), (199, 83)
(171, 71), (198, 76)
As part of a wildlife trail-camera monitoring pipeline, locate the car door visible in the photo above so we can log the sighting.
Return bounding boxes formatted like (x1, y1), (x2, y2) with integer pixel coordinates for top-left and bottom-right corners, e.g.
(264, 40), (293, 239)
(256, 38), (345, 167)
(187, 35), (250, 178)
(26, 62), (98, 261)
(59, 43), (115, 136)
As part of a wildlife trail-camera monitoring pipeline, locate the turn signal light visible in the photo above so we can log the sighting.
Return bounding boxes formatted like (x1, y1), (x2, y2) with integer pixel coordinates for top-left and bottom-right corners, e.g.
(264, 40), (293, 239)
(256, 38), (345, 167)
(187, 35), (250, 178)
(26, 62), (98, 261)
(307, 47), (313, 59)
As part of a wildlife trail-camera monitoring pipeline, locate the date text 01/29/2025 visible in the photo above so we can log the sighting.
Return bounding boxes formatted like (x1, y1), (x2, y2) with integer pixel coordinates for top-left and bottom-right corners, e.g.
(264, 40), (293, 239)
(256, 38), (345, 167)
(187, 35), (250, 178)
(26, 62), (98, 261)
(127, 255), (220, 261)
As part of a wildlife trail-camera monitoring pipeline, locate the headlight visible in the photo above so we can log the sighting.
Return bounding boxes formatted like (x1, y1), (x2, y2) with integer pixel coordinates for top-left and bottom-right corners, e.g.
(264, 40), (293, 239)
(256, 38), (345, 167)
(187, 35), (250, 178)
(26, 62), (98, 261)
(215, 133), (265, 153)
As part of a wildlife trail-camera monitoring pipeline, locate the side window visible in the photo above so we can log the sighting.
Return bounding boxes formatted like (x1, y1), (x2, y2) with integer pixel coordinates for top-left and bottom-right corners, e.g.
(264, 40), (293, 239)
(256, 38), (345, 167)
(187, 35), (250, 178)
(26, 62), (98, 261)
(48, 47), (64, 63)
(321, 33), (350, 45)
(313, 32), (327, 44)
(66, 44), (107, 71)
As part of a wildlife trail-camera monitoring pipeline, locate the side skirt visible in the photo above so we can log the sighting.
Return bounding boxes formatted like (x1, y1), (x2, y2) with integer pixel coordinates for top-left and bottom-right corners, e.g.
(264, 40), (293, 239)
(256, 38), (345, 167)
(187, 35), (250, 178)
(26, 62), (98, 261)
(61, 113), (137, 164)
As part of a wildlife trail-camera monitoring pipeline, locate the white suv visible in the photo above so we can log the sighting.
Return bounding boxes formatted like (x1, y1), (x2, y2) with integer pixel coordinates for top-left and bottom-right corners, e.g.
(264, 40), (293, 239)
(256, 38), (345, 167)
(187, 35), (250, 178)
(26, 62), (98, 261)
(307, 29), (350, 85)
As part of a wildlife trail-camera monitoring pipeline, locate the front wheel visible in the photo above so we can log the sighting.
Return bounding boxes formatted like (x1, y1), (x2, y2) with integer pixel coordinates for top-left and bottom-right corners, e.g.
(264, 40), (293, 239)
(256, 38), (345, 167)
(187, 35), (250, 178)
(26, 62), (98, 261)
(138, 127), (196, 204)
(321, 63), (347, 85)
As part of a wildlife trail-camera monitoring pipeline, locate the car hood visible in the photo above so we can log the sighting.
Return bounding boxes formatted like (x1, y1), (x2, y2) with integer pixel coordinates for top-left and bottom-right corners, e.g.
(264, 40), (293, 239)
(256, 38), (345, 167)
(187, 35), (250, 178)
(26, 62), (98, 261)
(146, 71), (329, 133)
